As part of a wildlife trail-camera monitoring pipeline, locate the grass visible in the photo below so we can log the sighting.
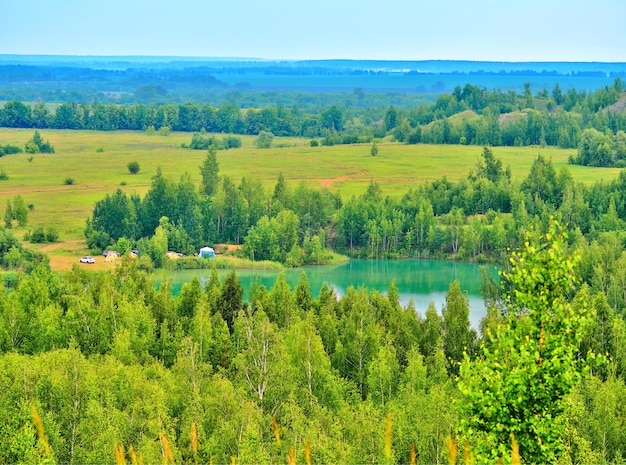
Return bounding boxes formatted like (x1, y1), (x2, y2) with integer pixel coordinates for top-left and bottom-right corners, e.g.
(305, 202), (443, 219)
(0, 128), (622, 270)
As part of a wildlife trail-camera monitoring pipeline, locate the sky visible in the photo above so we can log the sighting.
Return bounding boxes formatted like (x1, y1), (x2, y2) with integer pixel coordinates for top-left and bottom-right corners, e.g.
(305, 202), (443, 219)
(3, 0), (626, 62)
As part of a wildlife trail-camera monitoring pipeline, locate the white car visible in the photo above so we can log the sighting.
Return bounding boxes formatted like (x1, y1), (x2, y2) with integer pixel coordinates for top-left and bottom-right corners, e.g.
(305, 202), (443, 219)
(79, 256), (96, 264)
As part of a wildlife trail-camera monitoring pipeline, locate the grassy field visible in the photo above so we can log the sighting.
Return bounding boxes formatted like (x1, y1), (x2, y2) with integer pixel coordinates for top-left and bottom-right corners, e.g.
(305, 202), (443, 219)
(0, 128), (622, 270)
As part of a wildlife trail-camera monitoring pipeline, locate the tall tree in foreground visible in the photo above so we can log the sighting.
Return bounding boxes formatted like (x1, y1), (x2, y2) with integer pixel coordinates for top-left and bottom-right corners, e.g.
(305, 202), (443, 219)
(458, 220), (593, 463)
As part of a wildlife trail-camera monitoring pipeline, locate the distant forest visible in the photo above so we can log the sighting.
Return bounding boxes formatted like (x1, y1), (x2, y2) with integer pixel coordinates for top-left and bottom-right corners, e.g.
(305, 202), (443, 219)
(2, 72), (626, 166)
(1, 56), (625, 105)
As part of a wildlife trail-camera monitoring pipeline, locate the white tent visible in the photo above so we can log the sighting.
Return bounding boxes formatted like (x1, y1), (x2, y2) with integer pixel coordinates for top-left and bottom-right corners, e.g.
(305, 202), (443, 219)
(199, 246), (215, 258)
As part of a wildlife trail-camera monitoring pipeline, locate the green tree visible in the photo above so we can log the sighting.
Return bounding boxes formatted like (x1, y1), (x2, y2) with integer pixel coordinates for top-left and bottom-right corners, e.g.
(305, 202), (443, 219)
(370, 141), (378, 157)
(367, 336), (400, 409)
(12, 196), (28, 227)
(233, 308), (278, 412)
(199, 146), (219, 197)
(127, 161), (140, 174)
(575, 128), (616, 167)
(87, 189), (137, 242)
(321, 105), (344, 132)
(459, 221), (593, 463)
(149, 220), (168, 268)
(4, 200), (13, 228)
(442, 280), (475, 375)
(384, 105), (398, 131)
(218, 270), (243, 332)
(2, 100), (32, 127)
(254, 130), (274, 149)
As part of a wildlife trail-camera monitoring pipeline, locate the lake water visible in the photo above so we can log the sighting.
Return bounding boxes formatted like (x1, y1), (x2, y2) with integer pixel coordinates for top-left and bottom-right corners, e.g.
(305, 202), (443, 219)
(161, 259), (498, 328)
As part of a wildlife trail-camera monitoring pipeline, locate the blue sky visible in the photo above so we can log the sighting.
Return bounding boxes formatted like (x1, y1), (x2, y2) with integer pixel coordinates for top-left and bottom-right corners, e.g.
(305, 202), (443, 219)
(3, 0), (626, 61)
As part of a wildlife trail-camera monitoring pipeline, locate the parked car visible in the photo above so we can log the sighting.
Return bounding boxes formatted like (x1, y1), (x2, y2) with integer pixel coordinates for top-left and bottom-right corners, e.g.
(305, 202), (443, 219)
(79, 256), (96, 264)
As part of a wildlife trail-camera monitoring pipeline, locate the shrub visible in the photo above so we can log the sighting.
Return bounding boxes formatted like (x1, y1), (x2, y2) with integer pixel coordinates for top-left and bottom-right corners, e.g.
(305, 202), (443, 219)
(341, 133), (359, 144)
(223, 135), (242, 149)
(25, 141), (40, 154)
(46, 228), (59, 242)
(145, 125), (156, 136)
(64, 177), (75, 185)
(0, 170), (8, 180)
(370, 142), (379, 157)
(26, 131), (54, 154)
(310, 140), (319, 147)
(255, 131), (274, 149)
(127, 161), (140, 174)
(190, 133), (220, 150)
(158, 126), (171, 136)
(30, 227), (46, 243)
(0, 144), (22, 156)
(96, 146), (105, 153)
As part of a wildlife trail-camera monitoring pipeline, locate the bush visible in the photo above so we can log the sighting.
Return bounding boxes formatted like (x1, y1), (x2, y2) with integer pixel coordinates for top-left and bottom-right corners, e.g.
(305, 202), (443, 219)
(223, 135), (242, 149)
(0, 144), (22, 156)
(96, 146), (105, 153)
(370, 142), (379, 157)
(30, 227), (46, 243)
(310, 139), (319, 147)
(46, 228), (59, 242)
(25, 141), (39, 154)
(25, 131), (54, 154)
(0, 170), (8, 180)
(64, 177), (75, 185)
(255, 131), (274, 149)
(145, 125), (156, 136)
(157, 126), (171, 136)
(341, 133), (359, 144)
(190, 133), (219, 150)
(127, 161), (140, 174)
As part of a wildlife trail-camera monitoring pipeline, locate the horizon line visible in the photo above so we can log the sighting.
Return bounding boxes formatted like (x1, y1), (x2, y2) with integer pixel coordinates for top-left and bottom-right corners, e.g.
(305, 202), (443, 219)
(0, 54), (625, 65)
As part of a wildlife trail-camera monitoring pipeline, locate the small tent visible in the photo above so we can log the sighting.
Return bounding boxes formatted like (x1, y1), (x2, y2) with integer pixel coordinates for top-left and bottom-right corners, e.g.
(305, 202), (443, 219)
(199, 246), (215, 258)
(104, 253), (119, 263)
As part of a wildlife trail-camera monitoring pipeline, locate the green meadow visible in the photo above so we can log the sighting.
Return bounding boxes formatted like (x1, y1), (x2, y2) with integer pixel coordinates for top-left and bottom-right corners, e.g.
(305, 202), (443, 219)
(0, 128), (621, 268)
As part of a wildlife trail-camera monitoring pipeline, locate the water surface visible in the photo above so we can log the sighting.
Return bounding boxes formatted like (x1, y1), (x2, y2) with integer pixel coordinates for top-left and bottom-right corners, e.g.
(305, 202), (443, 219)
(162, 259), (498, 328)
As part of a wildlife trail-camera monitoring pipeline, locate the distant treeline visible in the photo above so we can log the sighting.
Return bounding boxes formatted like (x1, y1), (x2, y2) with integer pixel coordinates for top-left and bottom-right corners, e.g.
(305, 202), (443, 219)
(2, 78), (626, 152)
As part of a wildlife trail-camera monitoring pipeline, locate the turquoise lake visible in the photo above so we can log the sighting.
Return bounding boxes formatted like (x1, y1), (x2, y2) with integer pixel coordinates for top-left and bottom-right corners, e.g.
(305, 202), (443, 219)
(161, 259), (498, 328)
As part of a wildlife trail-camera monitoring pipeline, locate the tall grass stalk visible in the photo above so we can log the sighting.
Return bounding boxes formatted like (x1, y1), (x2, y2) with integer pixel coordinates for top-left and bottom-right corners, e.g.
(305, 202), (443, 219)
(31, 404), (51, 456)
(463, 443), (474, 465)
(129, 444), (140, 465)
(191, 422), (198, 464)
(305, 440), (312, 465)
(446, 436), (458, 465)
(160, 432), (174, 465)
(114, 444), (126, 465)
(511, 434), (520, 465)
(384, 412), (393, 459)
(271, 414), (282, 445)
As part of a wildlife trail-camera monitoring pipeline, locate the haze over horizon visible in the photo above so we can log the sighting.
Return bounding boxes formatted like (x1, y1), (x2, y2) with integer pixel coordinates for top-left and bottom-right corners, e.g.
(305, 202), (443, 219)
(3, 0), (626, 63)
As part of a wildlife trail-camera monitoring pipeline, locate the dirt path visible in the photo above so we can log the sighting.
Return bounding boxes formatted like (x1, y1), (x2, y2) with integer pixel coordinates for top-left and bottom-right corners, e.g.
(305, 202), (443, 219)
(27, 238), (95, 272)
(318, 175), (351, 188)
(39, 239), (84, 253)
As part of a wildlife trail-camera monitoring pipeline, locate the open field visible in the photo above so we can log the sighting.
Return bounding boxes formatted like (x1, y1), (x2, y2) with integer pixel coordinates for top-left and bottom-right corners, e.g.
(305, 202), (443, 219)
(0, 128), (622, 270)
